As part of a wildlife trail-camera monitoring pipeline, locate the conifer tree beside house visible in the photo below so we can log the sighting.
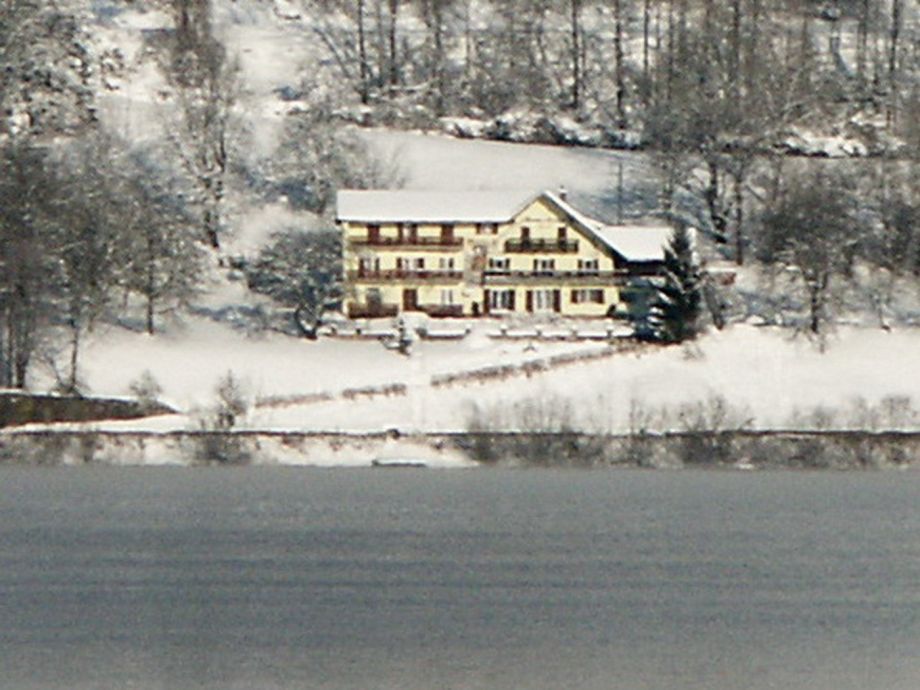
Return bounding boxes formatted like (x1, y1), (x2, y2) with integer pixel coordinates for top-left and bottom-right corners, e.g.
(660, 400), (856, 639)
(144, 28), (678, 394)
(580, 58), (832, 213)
(646, 225), (702, 343)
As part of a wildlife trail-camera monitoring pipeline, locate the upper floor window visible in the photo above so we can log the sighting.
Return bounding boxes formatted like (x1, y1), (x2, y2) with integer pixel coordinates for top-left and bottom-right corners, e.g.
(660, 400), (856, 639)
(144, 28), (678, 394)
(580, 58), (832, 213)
(558, 226), (567, 240)
(439, 257), (456, 270)
(578, 258), (599, 274)
(488, 257), (510, 272)
(534, 258), (555, 274)
(367, 224), (380, 243)
(441, 224), (455, 242)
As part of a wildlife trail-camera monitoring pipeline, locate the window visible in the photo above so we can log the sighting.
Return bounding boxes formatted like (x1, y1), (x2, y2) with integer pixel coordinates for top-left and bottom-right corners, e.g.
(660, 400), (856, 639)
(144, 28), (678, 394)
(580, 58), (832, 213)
(367, 224), (380, 243)
(440, 224), (455, 243)
(558, 226), (567, 240)
(488, 257), (510, 272)
(358, 257), (380, 276)
(477, 223), (498, 235)
(396, 257), (424, 272)
(489, 289), (516, 311)
(578, 259), (599, 274)
(533, 258), (555, 274)
(533, 289), (555, 311)
(571, 289), (604, 304)
(439, 257), (456, 270)
(440, 289), (455, 305)
(521, 226), (531, 240)
(407, 224), (418, 243)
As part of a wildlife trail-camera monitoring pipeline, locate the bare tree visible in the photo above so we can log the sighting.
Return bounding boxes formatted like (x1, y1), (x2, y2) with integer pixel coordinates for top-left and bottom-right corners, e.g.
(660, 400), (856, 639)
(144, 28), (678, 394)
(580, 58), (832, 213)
(246, 229), (343, 339)
(757, 170), (863, 335)
(0, 142), (60, 388)
(161, 0), (239, 249)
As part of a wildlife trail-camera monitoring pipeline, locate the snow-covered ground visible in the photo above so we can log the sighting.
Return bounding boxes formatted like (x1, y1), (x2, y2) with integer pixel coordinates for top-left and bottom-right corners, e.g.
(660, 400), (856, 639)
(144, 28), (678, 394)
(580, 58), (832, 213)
(10, 1), (917, 458)
(20, 319), (920, 436)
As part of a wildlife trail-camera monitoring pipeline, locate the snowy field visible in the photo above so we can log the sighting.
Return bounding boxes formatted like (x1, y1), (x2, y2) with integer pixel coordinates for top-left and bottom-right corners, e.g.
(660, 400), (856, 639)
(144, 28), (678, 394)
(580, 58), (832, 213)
(44, 322), (918, 436)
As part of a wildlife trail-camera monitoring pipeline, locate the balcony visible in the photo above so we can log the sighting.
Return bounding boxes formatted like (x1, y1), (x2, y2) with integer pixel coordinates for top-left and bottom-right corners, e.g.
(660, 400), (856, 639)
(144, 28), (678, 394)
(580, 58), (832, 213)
(350, 236), (463, 249)
(504, 238), (579, 253)
(347, 303), (399, 319)
(483, 270), (626, 285)
(350, 269), (464, 282)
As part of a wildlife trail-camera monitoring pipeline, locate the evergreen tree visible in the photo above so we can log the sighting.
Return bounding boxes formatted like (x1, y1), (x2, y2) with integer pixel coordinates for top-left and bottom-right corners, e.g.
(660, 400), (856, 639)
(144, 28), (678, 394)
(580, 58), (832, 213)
(647, 225), (701, 343)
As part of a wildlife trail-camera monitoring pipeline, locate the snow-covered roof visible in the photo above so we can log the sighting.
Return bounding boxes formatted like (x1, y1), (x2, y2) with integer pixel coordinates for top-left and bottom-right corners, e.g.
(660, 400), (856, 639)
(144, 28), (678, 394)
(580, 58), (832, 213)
(593, 225), (674, 263)
(543, 191), (671, 263)
(336, 190), (535, 223)
(338, 188), (672, 263)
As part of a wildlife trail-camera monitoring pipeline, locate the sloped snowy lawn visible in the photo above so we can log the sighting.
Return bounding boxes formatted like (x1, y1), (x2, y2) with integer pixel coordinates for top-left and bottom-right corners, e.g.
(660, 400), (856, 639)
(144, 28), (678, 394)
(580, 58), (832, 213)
(68, 315), (602, 414)
(243, 325), (920, 433)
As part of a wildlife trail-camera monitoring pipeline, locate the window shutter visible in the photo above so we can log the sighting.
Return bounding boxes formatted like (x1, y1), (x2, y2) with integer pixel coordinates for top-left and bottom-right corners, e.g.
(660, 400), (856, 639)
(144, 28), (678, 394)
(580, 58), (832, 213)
(509, 290), (516, 311)
(484, 290), (491, 314)
(525, 290), (532, 312)
(553, 290), (561, 312)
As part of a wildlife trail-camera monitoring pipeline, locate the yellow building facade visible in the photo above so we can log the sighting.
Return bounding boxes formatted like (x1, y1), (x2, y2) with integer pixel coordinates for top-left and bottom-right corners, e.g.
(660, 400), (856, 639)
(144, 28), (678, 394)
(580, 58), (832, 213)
(337, 190), (667, 319)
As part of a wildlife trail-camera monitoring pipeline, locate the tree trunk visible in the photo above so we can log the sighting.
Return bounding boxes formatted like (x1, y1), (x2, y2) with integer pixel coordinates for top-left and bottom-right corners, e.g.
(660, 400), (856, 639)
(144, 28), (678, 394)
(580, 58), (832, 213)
(642, 0), (651, 102)
(857, 0), (869, 80)
(613, 0), (626, 128)
(432, 0), (445, 115)
(733, 165), (745, 265)
(888, 0), (902, 124)
(294, 304), (318, 340)
(570, 0), (582, 111)
(387, 0), (399, 90)
(68, 320), (80, 394)
(358, 0), (369, 104)
(730, 0), (742, 103)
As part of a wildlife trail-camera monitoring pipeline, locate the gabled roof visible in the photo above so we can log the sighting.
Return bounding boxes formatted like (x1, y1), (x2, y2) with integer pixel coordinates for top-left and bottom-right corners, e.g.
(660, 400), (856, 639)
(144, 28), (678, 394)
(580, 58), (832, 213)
(337, 188), (674, 263)
(593, 225), (674, 263)
(542, 191), (672, 263)
(336, 189), (535, 224)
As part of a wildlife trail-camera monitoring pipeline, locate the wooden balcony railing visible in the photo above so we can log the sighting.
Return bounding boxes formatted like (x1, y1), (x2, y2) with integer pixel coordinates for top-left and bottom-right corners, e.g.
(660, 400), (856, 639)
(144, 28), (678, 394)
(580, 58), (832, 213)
(350, 269), (464, 282)
(483, 269), (627, 285)
(504, 238), (579, 253)
(347, 303), (399, 319)
(420, 304), (464, 318)
(350, 236), (463, 248)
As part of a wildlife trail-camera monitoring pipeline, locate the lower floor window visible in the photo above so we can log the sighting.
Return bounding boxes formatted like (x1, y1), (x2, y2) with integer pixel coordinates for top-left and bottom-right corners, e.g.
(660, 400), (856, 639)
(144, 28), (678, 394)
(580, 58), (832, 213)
(571, 289), (604, 304)
(533, 289), (556, 311)
(489, 289), (515, 311)
(440, 289), (455, 305)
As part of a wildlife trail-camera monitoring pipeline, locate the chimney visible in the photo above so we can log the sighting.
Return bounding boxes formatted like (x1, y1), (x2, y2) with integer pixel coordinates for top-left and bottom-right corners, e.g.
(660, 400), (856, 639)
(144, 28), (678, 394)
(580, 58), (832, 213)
(558, 185), (568, 202)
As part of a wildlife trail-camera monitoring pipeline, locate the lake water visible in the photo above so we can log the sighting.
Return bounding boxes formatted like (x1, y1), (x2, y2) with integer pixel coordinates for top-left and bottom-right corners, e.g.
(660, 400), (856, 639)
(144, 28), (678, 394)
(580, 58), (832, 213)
(0, 467), (918, 690)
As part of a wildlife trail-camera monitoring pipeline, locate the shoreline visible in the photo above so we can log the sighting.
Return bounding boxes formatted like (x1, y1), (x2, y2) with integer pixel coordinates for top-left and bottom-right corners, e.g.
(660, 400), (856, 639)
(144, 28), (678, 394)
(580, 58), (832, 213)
(1, 429), (918, 470)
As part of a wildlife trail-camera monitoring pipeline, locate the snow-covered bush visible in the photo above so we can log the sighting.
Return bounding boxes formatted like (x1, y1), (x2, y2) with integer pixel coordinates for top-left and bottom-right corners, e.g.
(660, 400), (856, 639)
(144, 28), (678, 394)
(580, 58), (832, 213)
(128, 370), (164, 411)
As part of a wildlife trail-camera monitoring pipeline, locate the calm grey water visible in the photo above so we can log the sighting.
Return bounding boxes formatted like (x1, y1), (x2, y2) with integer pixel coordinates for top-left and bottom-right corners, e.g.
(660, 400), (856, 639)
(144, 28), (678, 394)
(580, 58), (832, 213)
(0, 467), (918, 690)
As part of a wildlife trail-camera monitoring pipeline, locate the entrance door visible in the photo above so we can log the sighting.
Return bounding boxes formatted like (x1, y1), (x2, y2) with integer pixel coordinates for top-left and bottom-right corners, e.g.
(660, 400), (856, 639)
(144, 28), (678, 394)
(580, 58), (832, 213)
(403, 288), (419, 312)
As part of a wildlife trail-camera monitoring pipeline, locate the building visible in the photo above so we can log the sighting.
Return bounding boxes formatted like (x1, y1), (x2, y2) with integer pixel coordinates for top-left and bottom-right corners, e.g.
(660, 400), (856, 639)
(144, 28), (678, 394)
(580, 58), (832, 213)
(336, 188), (673, 319)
